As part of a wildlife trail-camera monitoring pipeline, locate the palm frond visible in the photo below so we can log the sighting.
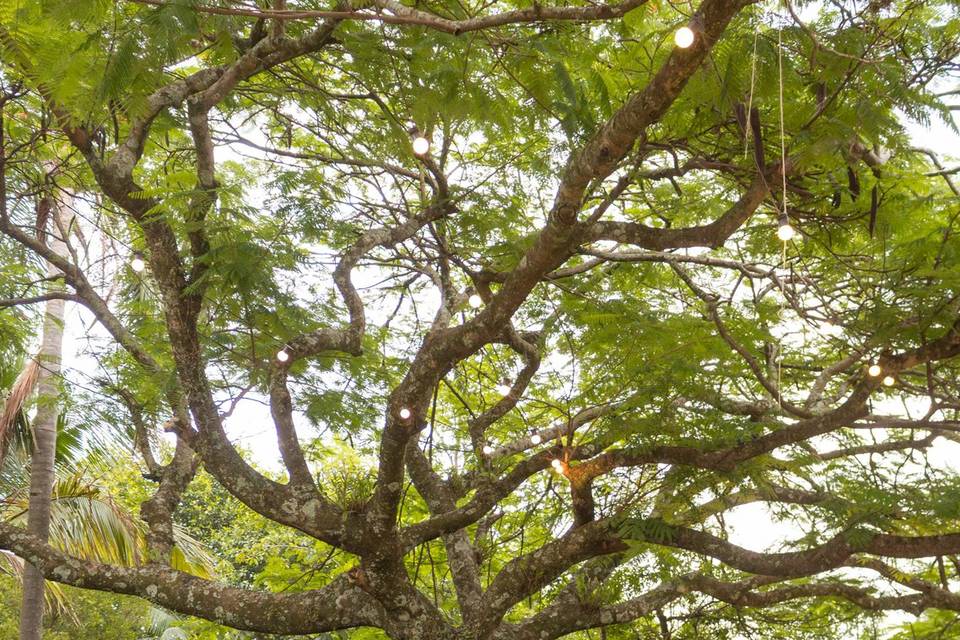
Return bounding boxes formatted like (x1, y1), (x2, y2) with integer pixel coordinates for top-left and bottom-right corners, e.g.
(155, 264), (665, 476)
(170, 524), (215, 578)
(0, 448), (31, 502)
(4, 465), (216, 573)
(0, 357), (39, 465)
(0, 550), (79, 624)
(145, 603), (184, 636)
(46, 495), (143, 567)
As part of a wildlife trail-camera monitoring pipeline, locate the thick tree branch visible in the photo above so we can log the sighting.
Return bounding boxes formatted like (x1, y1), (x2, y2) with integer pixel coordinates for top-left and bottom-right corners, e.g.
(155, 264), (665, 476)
(0, 522), (383, 635)
(128, 0), (651, 34)
(585, 173), (771, 250)
(369, 0), (756, 547)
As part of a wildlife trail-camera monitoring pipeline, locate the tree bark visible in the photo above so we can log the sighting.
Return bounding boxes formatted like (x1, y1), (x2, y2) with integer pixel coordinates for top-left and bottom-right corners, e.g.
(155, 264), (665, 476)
(18, 189), (71, 640)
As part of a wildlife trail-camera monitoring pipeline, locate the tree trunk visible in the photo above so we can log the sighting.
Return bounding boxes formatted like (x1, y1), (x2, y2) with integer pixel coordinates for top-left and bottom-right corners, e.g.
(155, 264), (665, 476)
(18, 190), (71, 640)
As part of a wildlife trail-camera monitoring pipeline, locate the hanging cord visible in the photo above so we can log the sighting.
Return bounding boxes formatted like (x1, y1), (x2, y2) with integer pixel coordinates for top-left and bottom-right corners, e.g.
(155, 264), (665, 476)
(776, 23), (788, 413)
(744, 23), (760, 160)
(778, 25), (788, 221)
(777, 239), (788, 410)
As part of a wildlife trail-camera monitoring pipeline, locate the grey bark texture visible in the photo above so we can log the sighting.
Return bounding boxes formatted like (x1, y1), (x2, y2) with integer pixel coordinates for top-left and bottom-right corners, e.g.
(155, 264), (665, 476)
(18, 189), (71, 640)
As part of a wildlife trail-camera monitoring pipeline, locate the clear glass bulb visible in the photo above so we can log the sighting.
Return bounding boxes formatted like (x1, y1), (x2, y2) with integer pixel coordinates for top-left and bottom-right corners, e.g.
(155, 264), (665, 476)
(530, 433), (542, 445)
(468, 294), (483, 308)
(777, 223), (796, 242)
(482, 445), (494, 455)
(867, 364), (882, 377)
(276, 349), (289, 363)
(674, 26), (695, 48)
(399, 407), (411, 420)
(882, 375), (895, 387)
(412, 136), (430, 155)
(130, 256), (146, 273)
(551, 459), (564, 472)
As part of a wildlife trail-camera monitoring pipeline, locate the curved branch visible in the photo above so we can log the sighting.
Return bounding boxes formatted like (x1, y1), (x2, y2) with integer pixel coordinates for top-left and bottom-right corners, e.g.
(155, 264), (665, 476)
(471, 326), (542, 458)
(584, 172), (772, 250)
(503, 573), (937, 640)
(128, 0), (652, 34)
(0, 522), (383, 635)
(0, 292), (79, 308)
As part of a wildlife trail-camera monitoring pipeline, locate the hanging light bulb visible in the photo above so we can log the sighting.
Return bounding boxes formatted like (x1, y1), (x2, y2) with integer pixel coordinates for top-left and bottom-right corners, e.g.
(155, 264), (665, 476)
(776, 222), (796, 242)
(130, 252), (146, 273)
(412, 136), (430, 156)
(482, 445), (494, 455)
(867, 364), (882, 377)
(674, 26), (695, 48)
(776, 212), (796, 242)
(550, 458), (565, 472)
(276, 348), (290, 363)
(530, 433), (542, 445)
(468, 294), (483, 309)
(882, 375), (895, 387)
(496, 380), (512, 396)
(399, 407), (412, 420)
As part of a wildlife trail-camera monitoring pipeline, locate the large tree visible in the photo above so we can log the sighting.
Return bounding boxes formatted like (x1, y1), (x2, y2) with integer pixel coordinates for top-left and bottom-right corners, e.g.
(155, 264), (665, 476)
(0, 0), (959, 637)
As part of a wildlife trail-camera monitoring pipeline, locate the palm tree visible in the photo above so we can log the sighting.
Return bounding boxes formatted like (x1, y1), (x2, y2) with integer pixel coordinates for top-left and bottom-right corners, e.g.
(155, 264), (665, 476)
(16, 186), (69, 640)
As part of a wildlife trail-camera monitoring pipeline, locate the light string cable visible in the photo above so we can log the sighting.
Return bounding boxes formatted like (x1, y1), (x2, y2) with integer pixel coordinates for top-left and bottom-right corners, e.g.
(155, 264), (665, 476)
(776, 16), (788, 412)
(778, 24), (788, 239)
(744, 17), (760, 160)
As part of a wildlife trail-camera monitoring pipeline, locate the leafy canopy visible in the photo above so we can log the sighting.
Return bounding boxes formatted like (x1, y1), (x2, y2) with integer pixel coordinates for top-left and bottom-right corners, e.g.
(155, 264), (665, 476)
(0, 0), (959, 638)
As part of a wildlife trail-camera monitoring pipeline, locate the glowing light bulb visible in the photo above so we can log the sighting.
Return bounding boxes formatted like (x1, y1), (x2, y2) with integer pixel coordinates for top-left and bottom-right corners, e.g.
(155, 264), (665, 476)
(674, 26), (695, 48)
(775, 211), (796, 242)
(551, 459), (564, 472)
(276, 349), (290, 363)
(496, 382), (511, 396)
(482, 445), (494, 455)
(530, 433), (542, 445)
(468, 294), (483, 308)
(412, 136), (430, 156)
(130, 253), (146, 273)
(777, 222), (796, 242)
(882, 375), (895, 387)
(867, 364), (882, 377)
(399, 407), (412, 420)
